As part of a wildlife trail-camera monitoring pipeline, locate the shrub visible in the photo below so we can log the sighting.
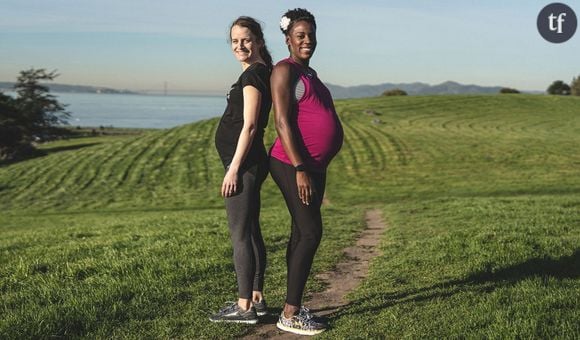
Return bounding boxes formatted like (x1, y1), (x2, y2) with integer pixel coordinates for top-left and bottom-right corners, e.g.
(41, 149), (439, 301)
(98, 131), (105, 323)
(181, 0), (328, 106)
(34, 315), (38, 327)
(547, 80), (571, 95)
(499, 87), (520, 94)
(382, 88), (408, 96)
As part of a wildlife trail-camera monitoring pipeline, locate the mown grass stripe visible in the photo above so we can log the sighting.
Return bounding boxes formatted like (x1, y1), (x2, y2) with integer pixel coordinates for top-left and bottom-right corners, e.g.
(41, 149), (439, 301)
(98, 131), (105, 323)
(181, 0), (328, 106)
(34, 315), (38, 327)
(338, 121), (363, 176)
(113, 133), (167, 187)
(35, 146), (113, 199)
(350, 121), (390, 169)
(78, 141), (138, 192)
(9, 146), (103, 206)
(86, 133), (159, 189)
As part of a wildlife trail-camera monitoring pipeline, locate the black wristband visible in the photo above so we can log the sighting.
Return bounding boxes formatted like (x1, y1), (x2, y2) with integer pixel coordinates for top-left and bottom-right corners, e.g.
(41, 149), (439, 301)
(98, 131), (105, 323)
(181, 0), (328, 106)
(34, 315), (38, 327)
(294, 164), (306, 172)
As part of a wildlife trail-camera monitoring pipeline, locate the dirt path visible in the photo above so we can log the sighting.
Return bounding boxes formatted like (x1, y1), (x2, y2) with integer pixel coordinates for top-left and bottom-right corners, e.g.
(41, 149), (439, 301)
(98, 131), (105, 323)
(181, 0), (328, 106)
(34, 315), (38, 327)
(243, 209), (386, 339)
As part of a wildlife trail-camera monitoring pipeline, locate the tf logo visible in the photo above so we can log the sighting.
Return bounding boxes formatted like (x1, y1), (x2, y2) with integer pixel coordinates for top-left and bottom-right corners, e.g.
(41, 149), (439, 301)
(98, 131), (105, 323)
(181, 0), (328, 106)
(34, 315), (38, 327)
(537, 3), (577, 43)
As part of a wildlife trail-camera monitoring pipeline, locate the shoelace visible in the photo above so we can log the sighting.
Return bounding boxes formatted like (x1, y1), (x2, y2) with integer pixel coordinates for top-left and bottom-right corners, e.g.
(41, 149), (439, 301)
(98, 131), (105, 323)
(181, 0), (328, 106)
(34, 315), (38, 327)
(299, 306), (314, 320)
(294, 313), (321, 330)
(218, 301), (238, 314)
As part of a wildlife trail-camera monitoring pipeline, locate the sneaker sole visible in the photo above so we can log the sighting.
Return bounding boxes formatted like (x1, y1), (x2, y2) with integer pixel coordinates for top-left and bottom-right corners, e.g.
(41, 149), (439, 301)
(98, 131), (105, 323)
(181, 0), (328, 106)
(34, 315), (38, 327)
(276, 321), (325, 336)
(256, 311), (268, 316)
(209, 317), (258, 324)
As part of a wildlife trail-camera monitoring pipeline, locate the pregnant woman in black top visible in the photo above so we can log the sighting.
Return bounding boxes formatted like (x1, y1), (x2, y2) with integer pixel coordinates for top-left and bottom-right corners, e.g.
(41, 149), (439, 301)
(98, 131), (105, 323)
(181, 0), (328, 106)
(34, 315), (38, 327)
(211, 16), (272, 324)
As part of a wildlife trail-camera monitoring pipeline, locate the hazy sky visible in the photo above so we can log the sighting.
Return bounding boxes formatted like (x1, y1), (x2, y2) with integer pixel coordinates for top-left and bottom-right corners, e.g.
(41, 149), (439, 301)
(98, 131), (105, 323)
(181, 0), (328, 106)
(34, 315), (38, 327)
(1, 0), (579, 94)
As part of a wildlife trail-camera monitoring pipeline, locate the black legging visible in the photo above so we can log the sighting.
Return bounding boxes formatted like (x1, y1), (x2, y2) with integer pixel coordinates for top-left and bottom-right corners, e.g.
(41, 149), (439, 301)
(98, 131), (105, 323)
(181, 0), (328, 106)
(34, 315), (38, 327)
(269, 157), (326, 307)
(225, 162), (268, 299)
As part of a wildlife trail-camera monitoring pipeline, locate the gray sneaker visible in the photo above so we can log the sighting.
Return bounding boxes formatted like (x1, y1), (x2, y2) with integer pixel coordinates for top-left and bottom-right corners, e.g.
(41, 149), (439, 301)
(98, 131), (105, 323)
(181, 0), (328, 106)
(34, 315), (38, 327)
(253, 299), (268, 316)
(209, 302), (258, 324)
(276, 310), (327, 336)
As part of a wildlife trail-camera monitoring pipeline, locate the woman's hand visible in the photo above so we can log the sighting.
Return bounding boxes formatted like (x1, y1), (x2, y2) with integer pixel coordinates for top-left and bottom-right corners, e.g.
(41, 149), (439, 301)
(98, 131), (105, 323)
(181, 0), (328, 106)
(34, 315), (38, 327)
(221, 168), (238, 197)
(296, 171), (313, 205)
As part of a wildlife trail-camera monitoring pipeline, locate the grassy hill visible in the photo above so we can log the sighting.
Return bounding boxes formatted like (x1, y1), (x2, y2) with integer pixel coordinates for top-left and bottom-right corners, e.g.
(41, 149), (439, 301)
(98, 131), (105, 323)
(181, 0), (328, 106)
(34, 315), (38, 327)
(1, 95), (579, 338)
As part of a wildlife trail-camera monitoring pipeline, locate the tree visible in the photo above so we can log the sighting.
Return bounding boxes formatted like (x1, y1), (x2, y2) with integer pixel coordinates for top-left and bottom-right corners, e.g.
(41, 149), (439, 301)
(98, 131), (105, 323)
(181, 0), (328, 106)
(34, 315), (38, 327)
(499, 87), (520, 94)
(547, 80), (571, 95)
(382, 88), (408, 96)
(1, 68), (70, 161)
(571, 75), (580, 96)
(0, 92), (30, 160)
(13, 68), (70, 135)
(0, 92), (18, 122)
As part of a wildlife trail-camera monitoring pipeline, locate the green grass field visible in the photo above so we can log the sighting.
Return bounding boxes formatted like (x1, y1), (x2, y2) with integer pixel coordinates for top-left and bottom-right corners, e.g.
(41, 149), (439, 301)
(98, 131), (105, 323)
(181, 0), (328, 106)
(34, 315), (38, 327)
(1, 94), (579, 338)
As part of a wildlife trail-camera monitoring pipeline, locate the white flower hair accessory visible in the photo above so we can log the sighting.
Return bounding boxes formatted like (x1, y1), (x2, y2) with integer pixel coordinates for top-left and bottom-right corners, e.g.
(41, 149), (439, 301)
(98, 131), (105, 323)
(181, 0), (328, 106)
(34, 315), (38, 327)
(280, 16), (291, 32)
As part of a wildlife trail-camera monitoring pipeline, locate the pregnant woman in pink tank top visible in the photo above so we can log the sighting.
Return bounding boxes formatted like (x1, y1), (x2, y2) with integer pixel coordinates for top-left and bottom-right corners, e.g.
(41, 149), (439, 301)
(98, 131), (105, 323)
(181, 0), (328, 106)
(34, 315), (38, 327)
(269, 8), (343, 336)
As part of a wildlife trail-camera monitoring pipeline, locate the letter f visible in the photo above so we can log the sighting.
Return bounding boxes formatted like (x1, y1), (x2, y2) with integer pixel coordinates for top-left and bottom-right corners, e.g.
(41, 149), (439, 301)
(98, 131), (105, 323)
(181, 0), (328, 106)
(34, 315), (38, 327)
(557, 13), (567, 33)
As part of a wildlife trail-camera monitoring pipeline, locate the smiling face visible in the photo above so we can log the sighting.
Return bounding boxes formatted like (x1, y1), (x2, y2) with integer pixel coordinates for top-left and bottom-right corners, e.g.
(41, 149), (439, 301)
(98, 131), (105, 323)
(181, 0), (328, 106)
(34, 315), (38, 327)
(286, 20), (317, 64)
(230, 25), (262, 66)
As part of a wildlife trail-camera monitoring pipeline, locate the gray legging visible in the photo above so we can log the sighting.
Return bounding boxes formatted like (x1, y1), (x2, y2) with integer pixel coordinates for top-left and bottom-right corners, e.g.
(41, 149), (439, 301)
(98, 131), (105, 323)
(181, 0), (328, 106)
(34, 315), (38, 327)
(269, 157), (326, 307)
(224, 162), (268, 299)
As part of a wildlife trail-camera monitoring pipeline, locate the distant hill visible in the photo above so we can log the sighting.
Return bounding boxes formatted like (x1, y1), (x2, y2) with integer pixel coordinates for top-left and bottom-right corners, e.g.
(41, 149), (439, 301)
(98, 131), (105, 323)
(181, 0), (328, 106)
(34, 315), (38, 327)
(326, 81), (507, 99)
(0, 82), (138, 95)
(0, 80), (535, 98)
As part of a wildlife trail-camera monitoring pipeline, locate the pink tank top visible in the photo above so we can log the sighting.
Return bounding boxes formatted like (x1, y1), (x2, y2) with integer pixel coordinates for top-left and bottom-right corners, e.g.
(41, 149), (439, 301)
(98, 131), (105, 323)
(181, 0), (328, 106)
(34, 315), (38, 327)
(270, 58), (343, 171)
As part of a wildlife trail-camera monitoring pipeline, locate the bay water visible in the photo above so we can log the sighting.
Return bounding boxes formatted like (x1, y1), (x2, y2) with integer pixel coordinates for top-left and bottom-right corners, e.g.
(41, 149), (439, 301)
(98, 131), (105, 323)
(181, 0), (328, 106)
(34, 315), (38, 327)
(49, 93), (225, 129)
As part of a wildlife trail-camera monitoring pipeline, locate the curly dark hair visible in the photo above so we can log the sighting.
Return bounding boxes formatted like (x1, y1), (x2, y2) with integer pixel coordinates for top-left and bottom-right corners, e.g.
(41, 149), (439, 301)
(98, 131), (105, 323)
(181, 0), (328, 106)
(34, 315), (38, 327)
(280, 8), (316, 35)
